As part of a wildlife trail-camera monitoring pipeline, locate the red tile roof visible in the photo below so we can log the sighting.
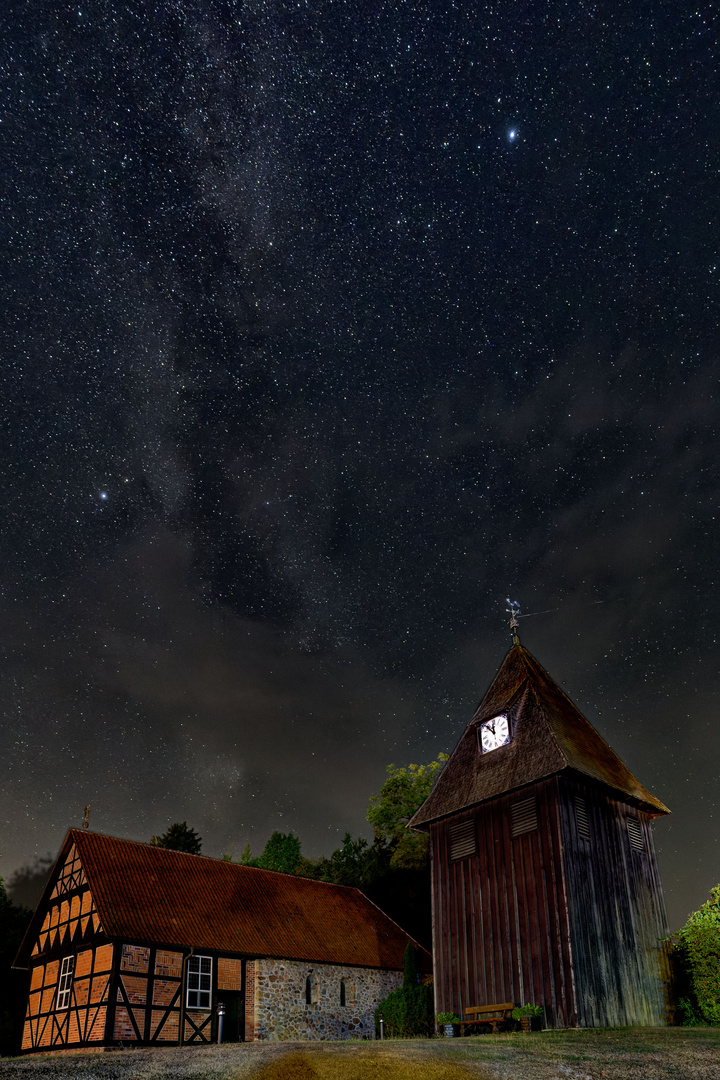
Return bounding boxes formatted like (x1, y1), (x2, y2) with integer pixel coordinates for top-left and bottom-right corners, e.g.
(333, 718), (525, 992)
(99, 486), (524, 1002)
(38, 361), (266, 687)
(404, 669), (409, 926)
(17, 829), (427, 971)
(409, 643), (669, 828)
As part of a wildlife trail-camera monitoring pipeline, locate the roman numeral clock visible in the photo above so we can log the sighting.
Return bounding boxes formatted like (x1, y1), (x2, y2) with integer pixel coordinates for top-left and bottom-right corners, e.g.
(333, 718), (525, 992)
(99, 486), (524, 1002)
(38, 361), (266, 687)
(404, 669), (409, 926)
(409, 607), (670, 1029)
(479, 713), (510, 753)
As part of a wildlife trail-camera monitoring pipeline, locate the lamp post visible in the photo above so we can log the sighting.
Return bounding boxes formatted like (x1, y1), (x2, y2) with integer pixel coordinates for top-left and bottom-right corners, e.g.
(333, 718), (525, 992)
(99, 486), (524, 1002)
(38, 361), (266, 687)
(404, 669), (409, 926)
(217, 1001), (226, 1044)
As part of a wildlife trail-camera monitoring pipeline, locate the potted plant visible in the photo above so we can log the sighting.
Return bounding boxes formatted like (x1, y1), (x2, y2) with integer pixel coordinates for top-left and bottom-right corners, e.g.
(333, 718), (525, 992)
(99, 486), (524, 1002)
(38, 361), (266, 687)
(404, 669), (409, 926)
(511, 1004), (543, 1032)
(436, 1011), (461, 1037)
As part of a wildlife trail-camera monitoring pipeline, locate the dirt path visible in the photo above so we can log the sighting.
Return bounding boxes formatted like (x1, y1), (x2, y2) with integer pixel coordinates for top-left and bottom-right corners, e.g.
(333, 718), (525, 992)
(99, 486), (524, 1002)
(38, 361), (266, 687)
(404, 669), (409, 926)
(1, 1030), (719, 1080)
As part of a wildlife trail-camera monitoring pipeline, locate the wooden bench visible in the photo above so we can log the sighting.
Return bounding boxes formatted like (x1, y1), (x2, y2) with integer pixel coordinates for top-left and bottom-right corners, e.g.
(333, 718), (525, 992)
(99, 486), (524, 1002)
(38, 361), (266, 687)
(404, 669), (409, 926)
(442, 1002), (515, 1035)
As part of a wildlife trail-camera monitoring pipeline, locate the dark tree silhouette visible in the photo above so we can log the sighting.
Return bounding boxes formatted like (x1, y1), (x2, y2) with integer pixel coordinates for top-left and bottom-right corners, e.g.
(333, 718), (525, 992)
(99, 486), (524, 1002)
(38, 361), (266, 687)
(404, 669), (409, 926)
(0, 877), (32, 1055)
(149, 822), (202, 854)
(6, 854), (55, 910)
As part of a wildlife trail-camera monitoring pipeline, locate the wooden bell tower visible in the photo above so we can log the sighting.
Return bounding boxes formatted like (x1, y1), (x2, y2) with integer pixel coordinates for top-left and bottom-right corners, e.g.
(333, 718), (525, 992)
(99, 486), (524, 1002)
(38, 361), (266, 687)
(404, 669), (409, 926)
(409, 618), (670, 1028)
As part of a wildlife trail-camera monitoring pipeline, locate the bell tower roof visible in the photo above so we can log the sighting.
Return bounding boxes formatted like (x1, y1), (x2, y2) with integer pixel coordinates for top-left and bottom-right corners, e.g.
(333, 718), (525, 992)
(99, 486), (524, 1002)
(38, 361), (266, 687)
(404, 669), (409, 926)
(409, 642), (669, 829)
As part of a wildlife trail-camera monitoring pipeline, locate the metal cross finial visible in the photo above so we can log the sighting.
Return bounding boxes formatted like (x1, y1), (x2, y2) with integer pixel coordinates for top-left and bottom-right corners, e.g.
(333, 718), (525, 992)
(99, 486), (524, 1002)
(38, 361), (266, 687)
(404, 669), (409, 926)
(506, 599), (521, 645)
(82, 805), (90, 829)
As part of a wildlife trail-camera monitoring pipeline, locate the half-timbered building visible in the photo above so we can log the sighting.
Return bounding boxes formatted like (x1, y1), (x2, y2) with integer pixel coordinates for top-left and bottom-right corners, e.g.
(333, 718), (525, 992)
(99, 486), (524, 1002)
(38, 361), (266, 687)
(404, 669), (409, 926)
(409, 635), (670, 1028)
(14, 829), (426, 1054)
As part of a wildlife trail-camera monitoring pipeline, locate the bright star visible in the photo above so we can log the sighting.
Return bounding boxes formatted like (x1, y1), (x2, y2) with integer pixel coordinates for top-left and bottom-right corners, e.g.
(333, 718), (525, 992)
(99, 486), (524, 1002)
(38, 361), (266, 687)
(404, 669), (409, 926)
(99, 491), (108, 501)
(508, 129), (517, 142)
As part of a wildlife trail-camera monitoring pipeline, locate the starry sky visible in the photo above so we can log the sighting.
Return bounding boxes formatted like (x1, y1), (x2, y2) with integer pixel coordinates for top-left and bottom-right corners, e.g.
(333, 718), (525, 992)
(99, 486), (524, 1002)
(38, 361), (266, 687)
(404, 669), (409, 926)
(1, 0), (718, 931)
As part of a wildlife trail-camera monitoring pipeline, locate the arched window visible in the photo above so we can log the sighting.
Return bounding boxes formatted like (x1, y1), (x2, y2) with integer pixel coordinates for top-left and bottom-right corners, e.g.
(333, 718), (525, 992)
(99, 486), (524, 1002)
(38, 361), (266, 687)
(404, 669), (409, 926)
(340, 978), (346, 1007)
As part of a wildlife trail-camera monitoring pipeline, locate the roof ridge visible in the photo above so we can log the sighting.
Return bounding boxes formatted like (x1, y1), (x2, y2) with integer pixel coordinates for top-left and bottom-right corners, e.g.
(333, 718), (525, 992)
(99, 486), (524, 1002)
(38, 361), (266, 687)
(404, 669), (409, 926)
(72, 828), (378, 895)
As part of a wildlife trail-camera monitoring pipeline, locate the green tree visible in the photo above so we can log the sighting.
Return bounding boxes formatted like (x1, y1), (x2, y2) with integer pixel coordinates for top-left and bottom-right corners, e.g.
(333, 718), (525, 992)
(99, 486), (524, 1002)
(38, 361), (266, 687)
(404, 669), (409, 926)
(0, 877), (33, 1055)
(367, 755), (448, 869)
(676, 884), (720, 1025)
(229, 753), (446, 948)
(242, 832), (302, 875)
(375, 946), (434, 1040)
(403, 942), (419, 989)
(150, 822), (202, 854)
(314, 833), (383, 888)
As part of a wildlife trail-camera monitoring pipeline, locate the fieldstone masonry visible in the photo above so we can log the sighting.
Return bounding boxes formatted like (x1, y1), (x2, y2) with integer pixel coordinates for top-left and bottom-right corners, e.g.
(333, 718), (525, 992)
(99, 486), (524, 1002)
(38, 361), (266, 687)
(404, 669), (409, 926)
(252, 958), (402, 1040)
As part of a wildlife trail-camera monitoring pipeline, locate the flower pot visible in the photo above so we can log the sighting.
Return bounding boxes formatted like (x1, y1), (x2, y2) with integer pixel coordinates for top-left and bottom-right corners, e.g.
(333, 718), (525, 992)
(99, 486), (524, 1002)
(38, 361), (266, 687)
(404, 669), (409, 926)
(520, 1017), (531, 1032)
(444, 1024), (455, 1037)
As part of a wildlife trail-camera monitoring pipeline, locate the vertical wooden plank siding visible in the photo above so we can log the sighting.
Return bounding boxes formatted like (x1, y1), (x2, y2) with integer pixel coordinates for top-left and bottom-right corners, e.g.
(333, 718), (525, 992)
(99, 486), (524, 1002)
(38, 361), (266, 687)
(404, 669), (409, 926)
(556, 775), (668, 1026)
(430, 778), (576, 1027)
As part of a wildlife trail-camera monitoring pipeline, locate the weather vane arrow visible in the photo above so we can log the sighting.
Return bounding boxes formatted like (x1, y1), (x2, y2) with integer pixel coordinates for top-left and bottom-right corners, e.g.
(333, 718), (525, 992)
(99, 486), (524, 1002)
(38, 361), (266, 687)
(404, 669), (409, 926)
(506, 599), (521, 646)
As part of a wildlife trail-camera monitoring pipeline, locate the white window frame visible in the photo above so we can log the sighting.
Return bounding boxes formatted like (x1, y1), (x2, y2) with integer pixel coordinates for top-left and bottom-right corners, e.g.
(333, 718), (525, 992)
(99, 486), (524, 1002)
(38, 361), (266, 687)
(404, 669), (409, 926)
(56, 955), (74, 1010)
(186, 954), (213, 1010)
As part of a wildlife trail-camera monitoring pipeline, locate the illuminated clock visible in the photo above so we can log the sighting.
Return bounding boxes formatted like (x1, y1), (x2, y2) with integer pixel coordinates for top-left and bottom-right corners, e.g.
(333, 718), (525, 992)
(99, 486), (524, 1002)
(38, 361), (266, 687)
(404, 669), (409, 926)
(480, 713), (510, 753)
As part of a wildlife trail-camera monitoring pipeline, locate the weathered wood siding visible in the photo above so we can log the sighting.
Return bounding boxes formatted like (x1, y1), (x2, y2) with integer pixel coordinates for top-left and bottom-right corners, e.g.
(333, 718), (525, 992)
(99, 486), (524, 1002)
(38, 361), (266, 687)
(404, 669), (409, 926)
(430, 778), (577, 1027)
(556, 774), (669, 1026)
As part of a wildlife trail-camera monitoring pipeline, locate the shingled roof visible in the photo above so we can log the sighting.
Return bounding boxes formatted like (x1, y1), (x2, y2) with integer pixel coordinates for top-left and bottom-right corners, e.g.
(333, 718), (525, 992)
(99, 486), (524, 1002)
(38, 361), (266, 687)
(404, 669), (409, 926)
(409, 642), (669, 829)
(15, 829), (427, 970)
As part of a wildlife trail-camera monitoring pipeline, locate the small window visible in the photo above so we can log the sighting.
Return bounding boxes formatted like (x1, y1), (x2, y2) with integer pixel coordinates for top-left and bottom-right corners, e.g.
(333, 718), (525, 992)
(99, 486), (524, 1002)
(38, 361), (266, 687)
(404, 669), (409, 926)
(187, 955), (212, 1009)
(449, 819), (476, 860)
(56, 955), (74, 1010)
(627, 818), (644, 851)
(511, 796), (538, 838)
(576, 797), (590, 841)
(305, 974), (318, 1005)
(340, 978), (346, 1007)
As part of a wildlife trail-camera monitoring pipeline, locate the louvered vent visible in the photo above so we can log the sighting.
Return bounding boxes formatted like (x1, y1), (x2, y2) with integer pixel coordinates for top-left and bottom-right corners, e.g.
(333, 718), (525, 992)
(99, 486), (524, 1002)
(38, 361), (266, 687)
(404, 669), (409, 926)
(627, 818), (644, 851)
(576, 797), (590, 841)
(511, 796), (538, 838)
(449, 820), (476, 861)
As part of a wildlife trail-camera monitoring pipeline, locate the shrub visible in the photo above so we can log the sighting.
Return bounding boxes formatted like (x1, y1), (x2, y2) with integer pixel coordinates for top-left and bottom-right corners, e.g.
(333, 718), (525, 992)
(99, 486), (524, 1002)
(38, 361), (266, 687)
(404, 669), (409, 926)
(436, 1011), (460, 1025)
(511, 1003), (544, 1020)
(675, 884), (720, 1026)
(375, 984), (435, 1038)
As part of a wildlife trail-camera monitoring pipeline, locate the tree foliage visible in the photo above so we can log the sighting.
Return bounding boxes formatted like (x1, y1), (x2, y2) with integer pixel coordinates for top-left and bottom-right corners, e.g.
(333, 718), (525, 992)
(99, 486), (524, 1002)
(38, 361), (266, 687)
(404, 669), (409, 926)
(374, 982), (434, 1038)
(367, 755), (448, 870)
(150, 821), (202, 854)
(676, 884), (720, 1025)
(313, 833), (384, 888)
(240, 831), (302, 875)
(234, 754), (446, 947)
(403, 942), (418, 989)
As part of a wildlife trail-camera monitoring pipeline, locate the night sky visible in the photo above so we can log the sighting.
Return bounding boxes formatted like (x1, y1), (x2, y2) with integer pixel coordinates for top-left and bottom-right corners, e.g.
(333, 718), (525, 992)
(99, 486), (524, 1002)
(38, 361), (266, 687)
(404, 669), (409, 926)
(1, 1), (718, 932)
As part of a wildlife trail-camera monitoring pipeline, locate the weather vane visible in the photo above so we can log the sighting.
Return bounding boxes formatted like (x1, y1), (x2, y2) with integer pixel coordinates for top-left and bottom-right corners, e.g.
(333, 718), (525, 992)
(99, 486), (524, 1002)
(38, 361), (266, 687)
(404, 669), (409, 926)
(506, 599), (521, 645)
(82, 805), (90, 830)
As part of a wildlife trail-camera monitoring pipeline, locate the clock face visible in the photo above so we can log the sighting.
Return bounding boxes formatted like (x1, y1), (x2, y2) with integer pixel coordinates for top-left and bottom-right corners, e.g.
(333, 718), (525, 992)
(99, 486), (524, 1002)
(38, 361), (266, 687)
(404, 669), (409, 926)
(480, 713), (510, 753)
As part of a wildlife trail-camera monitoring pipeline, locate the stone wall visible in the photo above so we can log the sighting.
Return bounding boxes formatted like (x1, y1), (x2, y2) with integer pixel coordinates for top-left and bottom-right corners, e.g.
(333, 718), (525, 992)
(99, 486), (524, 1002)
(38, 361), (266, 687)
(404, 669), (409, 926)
(252, 958), (402, 1040)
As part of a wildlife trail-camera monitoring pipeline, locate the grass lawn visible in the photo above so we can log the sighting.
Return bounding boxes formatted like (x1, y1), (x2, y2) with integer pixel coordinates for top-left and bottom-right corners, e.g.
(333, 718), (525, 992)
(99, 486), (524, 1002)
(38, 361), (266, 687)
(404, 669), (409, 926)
(1, 1029), (718, 1080)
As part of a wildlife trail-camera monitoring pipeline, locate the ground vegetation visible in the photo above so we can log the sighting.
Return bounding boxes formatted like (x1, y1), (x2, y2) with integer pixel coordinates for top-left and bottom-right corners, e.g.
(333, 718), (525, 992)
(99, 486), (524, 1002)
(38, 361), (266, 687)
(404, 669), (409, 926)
(674, 883), (720, 1025)
(2, 1029), (720, 1077)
